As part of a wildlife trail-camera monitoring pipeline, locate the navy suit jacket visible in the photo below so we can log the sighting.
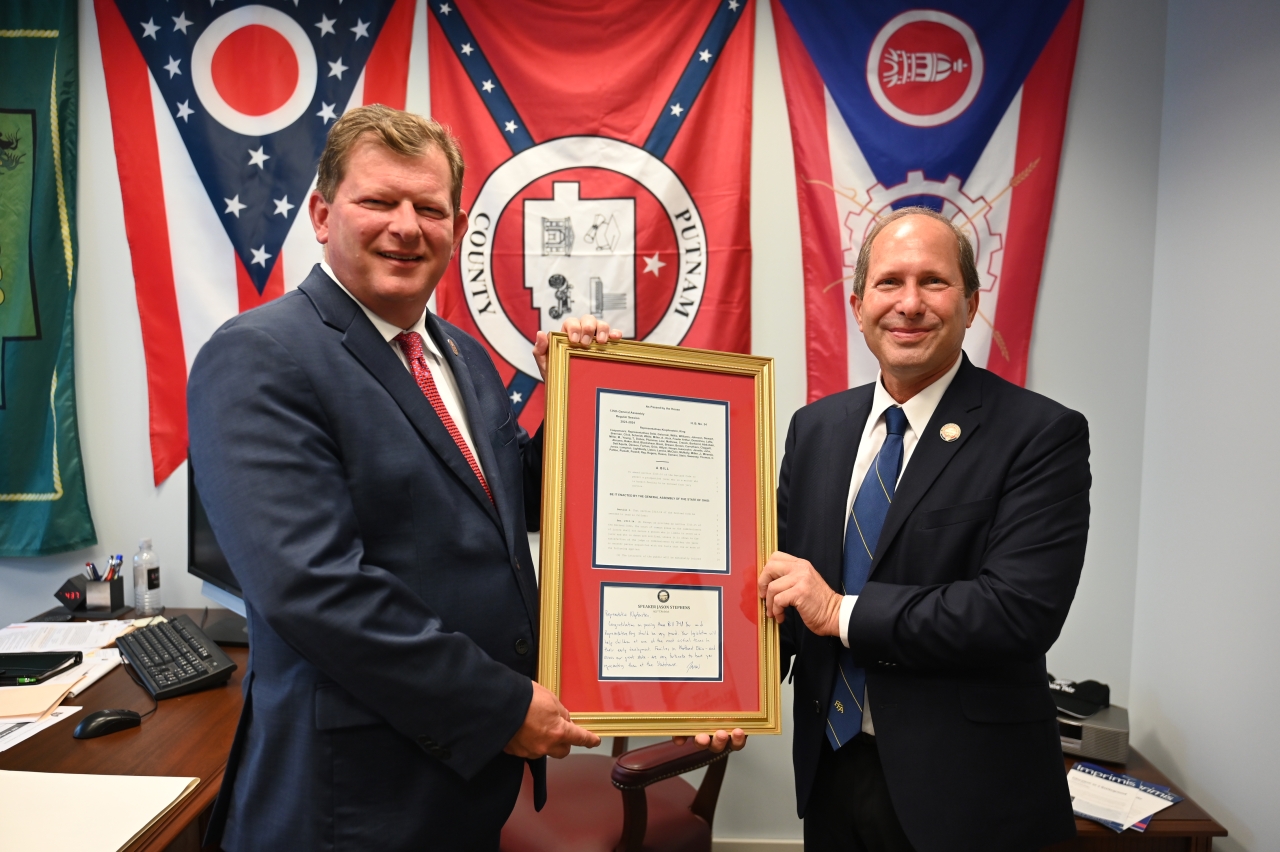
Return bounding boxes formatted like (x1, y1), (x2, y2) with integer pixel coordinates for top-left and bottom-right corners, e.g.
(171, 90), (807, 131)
(188, 267), (544, 851)
(779, 355), (1090, 852)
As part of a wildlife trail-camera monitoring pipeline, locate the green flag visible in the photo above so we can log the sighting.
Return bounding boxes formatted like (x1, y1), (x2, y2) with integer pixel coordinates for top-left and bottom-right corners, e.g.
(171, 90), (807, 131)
(0, 0), (95, 555)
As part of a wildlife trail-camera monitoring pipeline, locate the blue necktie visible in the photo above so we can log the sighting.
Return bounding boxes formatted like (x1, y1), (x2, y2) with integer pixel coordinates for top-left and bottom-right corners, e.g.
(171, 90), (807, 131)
(826, 406), (908, 750)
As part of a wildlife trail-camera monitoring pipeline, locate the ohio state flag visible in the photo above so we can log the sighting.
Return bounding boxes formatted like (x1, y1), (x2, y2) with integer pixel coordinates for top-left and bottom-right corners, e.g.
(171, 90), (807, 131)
(429, 0), (755, 431)
(773, 0), (1082, 400)
(95, 0), (421, 483)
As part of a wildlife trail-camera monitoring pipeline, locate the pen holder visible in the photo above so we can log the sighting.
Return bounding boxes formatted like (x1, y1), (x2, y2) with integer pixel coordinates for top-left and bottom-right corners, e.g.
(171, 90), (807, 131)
(87, 576), (125, 613)
(54, 573), (129, 620)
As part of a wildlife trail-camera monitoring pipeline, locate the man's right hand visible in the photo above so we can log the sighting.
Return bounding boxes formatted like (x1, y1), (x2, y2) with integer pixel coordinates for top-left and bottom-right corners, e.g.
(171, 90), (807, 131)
(504, 681), (601, 759)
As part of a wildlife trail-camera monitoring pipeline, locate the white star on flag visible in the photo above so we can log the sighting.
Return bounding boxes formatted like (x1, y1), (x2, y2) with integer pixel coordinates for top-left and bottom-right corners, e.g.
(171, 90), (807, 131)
(250, 245), (272, 267)
(699, 50), (712, 62)
(141, 18), (159, 39)
(351, 19), (370, 39)
(315, 15), (336, 36)
(728, 0), (740, 10)
(328, 58), (349, 79)
(460, 42), (474, 56)
(643, 253), (666, 276)
(273, 196), (295, 216)
(504, 120), (518, 133)
(164, 56), (182, 78)
(317, 102), (337, 123)
(670, 103), (684, 117)
(509, 391), (523, 404)
(175, 100), (194, 122)
(482, 80), (495, 93)
(439, 2), (452, 14)
(248, 146), (270, 168)
(224, 195), (246, 218)
(172, 13), (192, 34)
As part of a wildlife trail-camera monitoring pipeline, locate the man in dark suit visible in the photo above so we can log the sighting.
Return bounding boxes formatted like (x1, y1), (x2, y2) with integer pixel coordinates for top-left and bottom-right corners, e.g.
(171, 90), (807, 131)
(759, 207), (1090, 852)
(188, 105), (614, 851)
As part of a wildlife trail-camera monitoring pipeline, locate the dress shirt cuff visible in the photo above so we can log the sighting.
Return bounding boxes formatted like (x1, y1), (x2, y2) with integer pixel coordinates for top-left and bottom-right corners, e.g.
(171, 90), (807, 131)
(839, 595), (857, 648)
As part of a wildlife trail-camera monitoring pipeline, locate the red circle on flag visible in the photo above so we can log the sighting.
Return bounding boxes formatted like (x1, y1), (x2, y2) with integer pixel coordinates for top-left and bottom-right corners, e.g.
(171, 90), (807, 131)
(879, 22), (973, 118)
(210, 24), (300, 117)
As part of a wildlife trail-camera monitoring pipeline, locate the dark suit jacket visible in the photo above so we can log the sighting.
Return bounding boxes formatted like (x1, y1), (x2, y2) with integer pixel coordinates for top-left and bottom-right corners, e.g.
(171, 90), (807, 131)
(779, 355), (1090, 852)
(188, 267), (545, 852)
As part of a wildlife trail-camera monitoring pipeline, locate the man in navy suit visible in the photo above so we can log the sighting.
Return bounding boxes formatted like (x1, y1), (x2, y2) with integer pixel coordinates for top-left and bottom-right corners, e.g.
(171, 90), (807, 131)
(189, 105), (616, 851)
(759, 208), (1090, 852)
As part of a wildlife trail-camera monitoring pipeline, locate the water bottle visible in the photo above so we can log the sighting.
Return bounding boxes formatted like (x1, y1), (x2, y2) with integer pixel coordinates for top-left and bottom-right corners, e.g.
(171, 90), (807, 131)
(133, 538), (163, 616)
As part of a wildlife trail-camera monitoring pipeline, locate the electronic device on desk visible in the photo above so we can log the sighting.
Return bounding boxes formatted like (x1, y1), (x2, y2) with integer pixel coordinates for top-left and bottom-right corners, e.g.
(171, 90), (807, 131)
(189, 464), (249, 646)
(116, 614), (237, 700)
(1050, 674), (1129, 764)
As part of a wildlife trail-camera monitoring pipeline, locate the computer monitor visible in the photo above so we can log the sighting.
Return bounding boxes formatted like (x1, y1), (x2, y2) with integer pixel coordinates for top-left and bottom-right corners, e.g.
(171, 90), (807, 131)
(188, 464), (249, 645)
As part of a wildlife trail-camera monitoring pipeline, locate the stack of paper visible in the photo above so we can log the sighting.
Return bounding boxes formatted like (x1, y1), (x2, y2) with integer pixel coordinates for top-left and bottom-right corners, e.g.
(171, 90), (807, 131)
(0, 705), (81, 753)
(1067, 762), (1183, 832)
(0, 620), (134, 654)
(0, 770), (199, 852)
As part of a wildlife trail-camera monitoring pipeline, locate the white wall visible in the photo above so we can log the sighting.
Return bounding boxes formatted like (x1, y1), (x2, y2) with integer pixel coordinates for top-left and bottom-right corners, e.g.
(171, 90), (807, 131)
(1128, 1), (1280, 850)
(11, 0), (1276, 847)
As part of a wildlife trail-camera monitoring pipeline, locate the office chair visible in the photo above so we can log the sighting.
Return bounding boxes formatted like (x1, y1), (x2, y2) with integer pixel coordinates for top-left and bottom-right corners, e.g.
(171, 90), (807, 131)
(500, 737), (731, 852)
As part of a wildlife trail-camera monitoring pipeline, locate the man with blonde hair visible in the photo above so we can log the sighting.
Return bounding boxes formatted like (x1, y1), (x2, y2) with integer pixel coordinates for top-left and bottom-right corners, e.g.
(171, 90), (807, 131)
(189, 105), (615, 851)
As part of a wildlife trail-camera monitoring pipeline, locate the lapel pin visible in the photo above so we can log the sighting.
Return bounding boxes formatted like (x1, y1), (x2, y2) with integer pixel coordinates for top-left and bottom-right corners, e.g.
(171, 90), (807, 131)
(939, 423), (961, 442)
(447, 338), (460, 357)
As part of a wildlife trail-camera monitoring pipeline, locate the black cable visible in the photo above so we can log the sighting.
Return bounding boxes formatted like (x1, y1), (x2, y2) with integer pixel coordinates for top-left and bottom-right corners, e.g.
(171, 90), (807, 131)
(121, 658), (159, 720)
(200, 606), (209, 629)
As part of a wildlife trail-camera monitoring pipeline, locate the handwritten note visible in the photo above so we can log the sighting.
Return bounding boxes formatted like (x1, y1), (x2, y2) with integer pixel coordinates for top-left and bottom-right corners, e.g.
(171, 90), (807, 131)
(599, 583), (722, 681)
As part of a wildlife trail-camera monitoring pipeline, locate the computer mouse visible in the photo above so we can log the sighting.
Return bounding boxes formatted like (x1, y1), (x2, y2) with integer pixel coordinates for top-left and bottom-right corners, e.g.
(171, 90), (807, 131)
(73, 708), (142, 739)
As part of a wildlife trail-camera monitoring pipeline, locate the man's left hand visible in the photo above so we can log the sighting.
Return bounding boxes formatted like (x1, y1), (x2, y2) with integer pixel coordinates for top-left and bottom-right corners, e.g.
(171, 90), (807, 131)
(533, 315), (622, 381)
(758, 551), (843, 637)
(672, 729), (747, 754)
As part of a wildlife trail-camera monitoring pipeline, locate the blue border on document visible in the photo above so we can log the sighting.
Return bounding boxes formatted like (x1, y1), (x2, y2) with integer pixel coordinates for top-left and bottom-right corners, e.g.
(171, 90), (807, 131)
(591, 388), (731, 574)
(598, 582), (724, 682)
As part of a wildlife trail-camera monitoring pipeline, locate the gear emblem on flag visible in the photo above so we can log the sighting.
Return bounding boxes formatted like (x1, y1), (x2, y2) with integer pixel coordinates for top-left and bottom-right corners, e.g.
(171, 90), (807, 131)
(841, 170), (1001, 294)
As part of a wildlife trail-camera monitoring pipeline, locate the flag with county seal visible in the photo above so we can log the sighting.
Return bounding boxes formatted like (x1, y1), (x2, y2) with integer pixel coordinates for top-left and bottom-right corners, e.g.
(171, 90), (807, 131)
(0, 0), (97, 556)
(429, 0), (755, 431)
(773, 0), (1082, 400)
(95, 0), (427, 484)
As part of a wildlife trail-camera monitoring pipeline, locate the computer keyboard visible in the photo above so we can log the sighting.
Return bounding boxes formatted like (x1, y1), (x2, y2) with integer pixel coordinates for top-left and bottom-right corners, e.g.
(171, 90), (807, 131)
(116, 614), (238, 700)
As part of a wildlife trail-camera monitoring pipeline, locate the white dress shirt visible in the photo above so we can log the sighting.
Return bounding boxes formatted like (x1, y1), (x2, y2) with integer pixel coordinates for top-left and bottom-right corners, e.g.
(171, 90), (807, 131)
(838, 353), (962, 735)
(321, 263), (485, 476)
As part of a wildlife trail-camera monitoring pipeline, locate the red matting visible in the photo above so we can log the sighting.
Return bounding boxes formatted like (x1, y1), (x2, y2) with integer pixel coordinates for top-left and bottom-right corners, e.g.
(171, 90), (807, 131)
(557, 358), (761, 714)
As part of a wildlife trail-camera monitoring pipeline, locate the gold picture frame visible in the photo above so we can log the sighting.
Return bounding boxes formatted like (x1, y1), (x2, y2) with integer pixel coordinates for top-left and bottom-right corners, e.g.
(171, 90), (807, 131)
(538, 333), (781, 736)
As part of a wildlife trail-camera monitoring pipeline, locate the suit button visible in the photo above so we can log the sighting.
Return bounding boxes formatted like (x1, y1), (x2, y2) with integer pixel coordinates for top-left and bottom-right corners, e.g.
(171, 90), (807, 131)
(814, 700), (821, 715)
(417, 735), (436, 748)
(515, 638), (530, 656)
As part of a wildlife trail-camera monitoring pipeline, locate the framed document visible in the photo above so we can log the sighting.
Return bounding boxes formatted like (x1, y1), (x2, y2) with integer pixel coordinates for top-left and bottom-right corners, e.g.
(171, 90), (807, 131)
(538, 334), (780, 736)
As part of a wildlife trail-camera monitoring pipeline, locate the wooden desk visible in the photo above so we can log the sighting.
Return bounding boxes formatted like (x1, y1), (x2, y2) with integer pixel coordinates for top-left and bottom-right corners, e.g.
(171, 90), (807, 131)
(1046, 750), (1227, 851)
(0, 609), (246, 852)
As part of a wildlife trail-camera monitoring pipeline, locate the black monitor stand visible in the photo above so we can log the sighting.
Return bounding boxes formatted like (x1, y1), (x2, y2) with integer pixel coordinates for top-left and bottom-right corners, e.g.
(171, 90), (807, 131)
(202, 611), (249, 646)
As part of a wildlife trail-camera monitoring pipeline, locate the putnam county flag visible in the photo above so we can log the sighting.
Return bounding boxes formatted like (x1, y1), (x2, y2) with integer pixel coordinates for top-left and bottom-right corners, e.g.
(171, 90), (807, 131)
(773, 0), (1083, 400)
(95, 0), (424, 484)
(0, 0), (97, 556)
(429, 0), (755, 431)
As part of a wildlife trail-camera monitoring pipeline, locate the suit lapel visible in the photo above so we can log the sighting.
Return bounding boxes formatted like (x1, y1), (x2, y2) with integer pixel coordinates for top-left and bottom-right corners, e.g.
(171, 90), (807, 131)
(299, 270), (500, 526)
(872, 355), (984, 569)
(423, 313), (517, 545)
(816, 388), (873, 589)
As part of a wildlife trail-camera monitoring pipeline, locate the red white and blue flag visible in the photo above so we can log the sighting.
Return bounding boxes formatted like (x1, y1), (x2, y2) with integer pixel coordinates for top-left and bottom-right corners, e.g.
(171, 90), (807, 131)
(428, 0), (755, 432)
(773, 0), (1082, 400)
(95, 0), (422, 483)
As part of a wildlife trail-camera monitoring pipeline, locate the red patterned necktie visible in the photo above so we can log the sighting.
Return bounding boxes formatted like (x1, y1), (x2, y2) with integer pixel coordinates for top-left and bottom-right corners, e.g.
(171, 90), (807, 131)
(393, 331), (493, 504)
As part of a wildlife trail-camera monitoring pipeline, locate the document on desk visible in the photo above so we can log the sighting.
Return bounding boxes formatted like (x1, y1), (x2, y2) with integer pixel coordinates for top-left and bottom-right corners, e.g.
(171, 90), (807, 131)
(49, 648), (121, 698)
(0, 680), (76, 720)
(1068, 762), (1182, 832)
(0, 770), (199, 852)
(592, 389), (730, 573)
(0, 620), (133, 653)
(0, 705), (80, 753)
